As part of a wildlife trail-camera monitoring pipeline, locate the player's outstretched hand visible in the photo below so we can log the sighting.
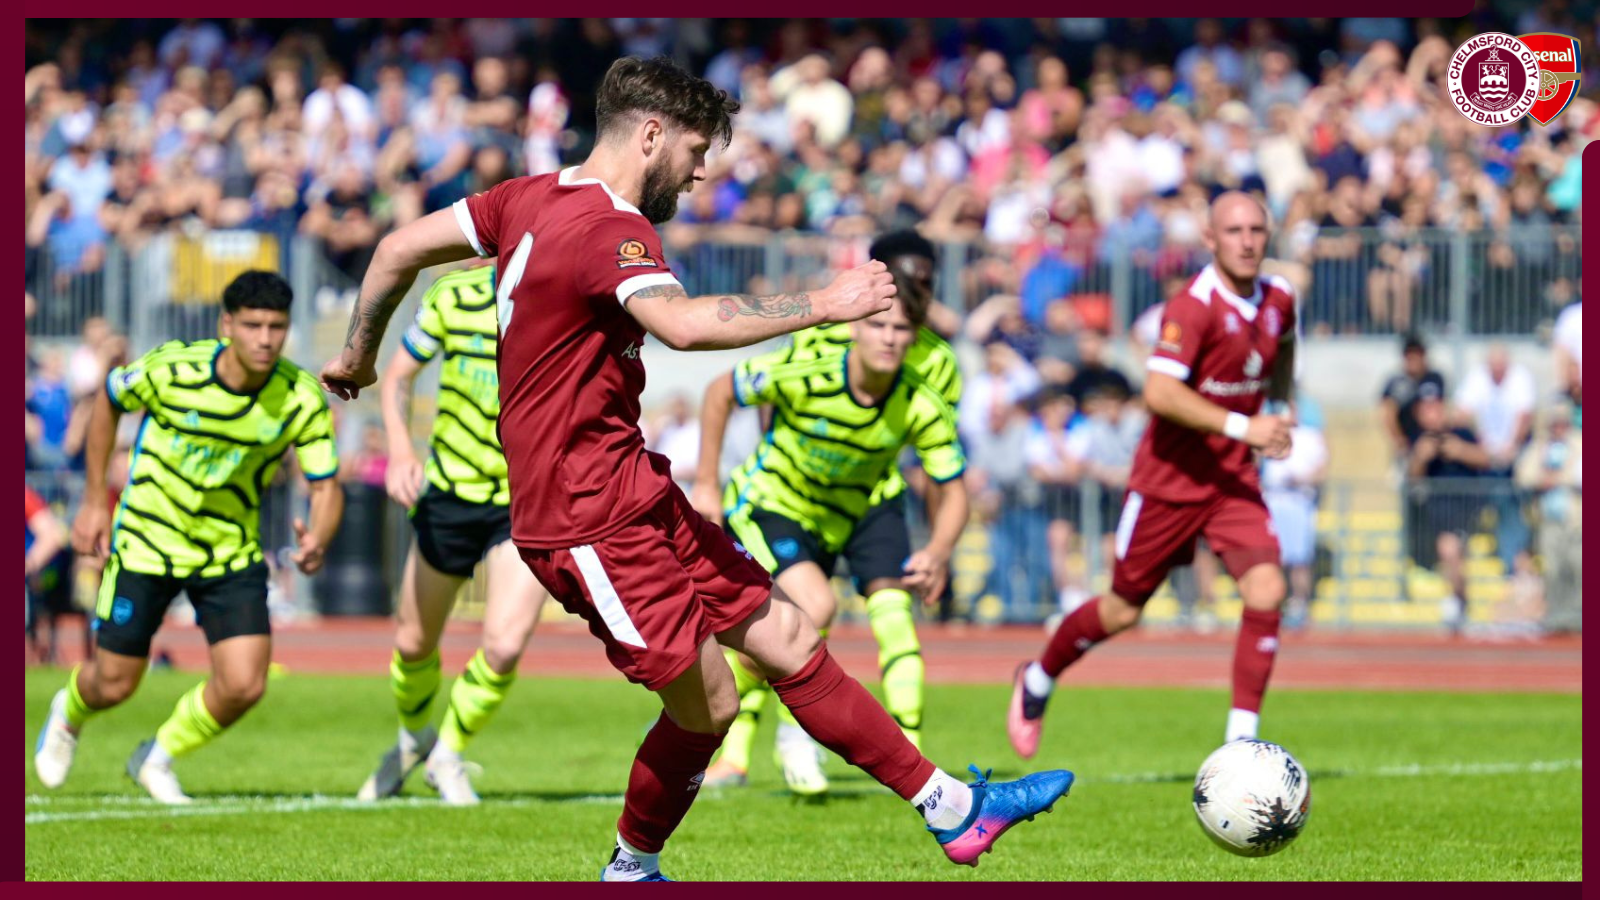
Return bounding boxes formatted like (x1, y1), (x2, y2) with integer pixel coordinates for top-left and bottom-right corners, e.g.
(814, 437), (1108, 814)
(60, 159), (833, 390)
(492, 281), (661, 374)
(902, 548), (950, 605)
(820, 260), (897, 324)
(386, 454), (426, 509)
(690, 480), (724, 526)
(71, 503), (111, 561)
(1246, 414), (1294, 460)
(320, 352), (377, 401)
(289, 518), (327, 575)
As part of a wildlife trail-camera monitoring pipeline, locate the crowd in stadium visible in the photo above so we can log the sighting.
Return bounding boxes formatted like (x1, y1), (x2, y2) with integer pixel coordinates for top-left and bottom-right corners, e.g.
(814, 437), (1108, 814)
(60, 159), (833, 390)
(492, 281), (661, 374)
(24, 15), (1587, 637)
(25, 15), (1590, 327)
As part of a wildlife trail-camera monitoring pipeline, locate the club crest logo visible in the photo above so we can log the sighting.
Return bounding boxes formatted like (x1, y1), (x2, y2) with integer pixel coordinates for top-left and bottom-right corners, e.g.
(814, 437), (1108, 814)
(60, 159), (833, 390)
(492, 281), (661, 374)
(1448, 34), (1541, 125)
(1520, 33), (1582, 125)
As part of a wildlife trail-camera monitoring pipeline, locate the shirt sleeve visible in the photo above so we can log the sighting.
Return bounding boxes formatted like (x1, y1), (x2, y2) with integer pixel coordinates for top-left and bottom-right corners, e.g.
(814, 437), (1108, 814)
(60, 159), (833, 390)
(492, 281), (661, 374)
(455, 177), (530, 259)
(105, 348), (164, 414)
(912, 401), (966, 483)
(731, 345), (789, 407)
(401, 284), (447, 363)
(1145, 294), (1210, 382)
(293, 394), (340, 481)
(581, 212), (682, 306)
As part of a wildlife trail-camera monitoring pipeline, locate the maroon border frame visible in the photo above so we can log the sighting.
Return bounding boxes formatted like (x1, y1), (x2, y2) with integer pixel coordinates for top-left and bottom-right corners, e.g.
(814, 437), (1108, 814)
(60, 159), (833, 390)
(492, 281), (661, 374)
(16, 4), (1587, 895)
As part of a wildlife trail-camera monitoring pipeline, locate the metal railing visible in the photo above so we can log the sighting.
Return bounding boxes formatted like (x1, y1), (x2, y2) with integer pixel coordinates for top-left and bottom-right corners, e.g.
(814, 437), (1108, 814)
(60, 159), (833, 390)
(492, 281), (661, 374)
(954, 474), (1568, 628)
(25, 224), (1580, 351)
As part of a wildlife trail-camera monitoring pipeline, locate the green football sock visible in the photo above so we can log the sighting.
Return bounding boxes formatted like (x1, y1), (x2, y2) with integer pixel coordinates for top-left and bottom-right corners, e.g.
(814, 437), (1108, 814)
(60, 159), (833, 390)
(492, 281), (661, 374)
(867, 588), (924, 743)
(391, 648), (442, 734)
(716, 648), (769, 772)
(439, 649), (516, 754)
(154, 681), (225, 758)
(63, 664), (99, 729)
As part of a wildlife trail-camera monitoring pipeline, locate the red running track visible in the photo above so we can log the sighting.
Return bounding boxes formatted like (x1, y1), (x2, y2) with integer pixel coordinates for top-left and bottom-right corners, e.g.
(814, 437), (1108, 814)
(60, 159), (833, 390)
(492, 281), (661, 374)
(32, 618), (1581, 693)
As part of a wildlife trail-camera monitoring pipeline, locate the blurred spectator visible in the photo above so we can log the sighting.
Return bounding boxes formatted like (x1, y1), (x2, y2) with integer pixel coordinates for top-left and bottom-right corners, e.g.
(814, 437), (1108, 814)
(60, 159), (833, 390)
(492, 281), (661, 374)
(1551, 300), (1581, 419)
(159, 18), (226, 70)
(1064, 330), (1133, 409)
(1515, 403), (1581, 634)
(1379, 335), (1445, 461)
(304, 61), (377, 145)
(1405, 394), (1491, 634)
(26, 351), (76, 471)
(1177, 19), (1244, 90)
(772, 54), (853, 149)
(978, 395), (1052, 623)
(960, 337), (1042, 448)
(646, 392), (702, 495)
(343, 422), (390, 489)
(523, 67), (570, 176)
(1262, 401), (1329, 629)
(1453, 344), (1537, 572)
(1025, 386), (1087, 611)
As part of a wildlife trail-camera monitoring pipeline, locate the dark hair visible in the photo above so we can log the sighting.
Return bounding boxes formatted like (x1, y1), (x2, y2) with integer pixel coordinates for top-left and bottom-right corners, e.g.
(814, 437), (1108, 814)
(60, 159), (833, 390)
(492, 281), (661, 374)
(1402, 334), (1427, 355)
(222, 270), (294, 314)
(869, 230), (937, 266)
(870, 229), (937, 327)
(596, 56), (739, 149)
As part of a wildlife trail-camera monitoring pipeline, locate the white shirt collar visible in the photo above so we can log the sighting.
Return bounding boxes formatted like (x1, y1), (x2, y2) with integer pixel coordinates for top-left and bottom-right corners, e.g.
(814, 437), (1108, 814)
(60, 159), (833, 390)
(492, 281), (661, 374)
(558, 166), (642, 216)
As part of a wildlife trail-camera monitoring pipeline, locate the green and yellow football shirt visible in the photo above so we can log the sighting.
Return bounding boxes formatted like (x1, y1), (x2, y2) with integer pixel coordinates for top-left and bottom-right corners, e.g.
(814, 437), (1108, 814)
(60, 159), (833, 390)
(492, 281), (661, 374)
(725, 339), (965, 553)
(400, 265), (509, 507)
(768, 323), (963, 504)
(105, 339), (338, 579)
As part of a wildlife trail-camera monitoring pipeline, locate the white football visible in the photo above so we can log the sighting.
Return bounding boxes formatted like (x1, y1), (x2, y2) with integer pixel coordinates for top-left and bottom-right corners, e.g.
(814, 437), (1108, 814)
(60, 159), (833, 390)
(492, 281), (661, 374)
(1192, 739), (1311, 857)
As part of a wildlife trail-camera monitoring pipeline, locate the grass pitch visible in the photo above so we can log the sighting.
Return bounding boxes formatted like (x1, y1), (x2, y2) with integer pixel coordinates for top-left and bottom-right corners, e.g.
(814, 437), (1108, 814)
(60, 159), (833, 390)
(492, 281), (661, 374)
(25, 668), (1580, 881)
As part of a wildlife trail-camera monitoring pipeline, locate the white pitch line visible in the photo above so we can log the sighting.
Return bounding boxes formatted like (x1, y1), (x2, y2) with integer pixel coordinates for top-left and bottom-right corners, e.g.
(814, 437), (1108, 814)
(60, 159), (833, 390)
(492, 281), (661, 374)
(24, 758), (1580, 826)
(1090, 756), (1583, 785)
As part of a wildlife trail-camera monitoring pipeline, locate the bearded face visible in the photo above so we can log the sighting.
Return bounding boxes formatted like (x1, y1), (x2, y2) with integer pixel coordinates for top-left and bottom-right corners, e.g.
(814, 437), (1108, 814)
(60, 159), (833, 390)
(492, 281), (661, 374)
(639, 151), (688, 225)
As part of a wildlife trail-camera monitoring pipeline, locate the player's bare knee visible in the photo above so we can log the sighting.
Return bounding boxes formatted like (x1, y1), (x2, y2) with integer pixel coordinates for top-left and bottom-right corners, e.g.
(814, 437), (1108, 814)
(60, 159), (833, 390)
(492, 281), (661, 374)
(215, 672), (267, 709)
(481, 641), (523, 676)
(708, 689), (740, 733)
(1101, 594), (1143, 632)
(1242, 571), (1288, 612)
(393, 626), (433, 662)
(90, 665), (142, 706)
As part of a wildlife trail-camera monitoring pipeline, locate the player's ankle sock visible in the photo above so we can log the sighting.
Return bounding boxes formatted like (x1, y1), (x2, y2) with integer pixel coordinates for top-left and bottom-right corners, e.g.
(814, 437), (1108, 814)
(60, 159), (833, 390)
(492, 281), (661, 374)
(63, 664), (98, 730)
(912, 768), (974, 831)
(1225, 708), (1260, 742)
(717, 683), (767, 773)
(147, 739), (175, 769)
(1040, 597), (1111, 677)
(1023, 661), (1055, 698)
(866, 589), (924, 735)
(602, 832), (661, 882)
(1231, 607), (1281, 719)
(153, 681), (224, 758)
(439, 649), (515, 754)
(770, 647), (936, 802)
(390, 648), (441, 734)
(616, 713), (724, 855)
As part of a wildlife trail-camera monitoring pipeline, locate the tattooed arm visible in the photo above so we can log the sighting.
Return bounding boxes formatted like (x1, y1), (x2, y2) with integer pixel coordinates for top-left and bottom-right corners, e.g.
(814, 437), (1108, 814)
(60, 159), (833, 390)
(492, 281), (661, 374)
(321, 208), (478, 399)
(378, 349), (429, 507)
(625, 260), (898, 352)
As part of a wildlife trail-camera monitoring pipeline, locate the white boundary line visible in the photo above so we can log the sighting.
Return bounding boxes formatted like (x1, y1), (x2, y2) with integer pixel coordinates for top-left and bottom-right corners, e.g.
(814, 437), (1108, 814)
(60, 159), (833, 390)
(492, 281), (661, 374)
(24, 758), (1579, 826)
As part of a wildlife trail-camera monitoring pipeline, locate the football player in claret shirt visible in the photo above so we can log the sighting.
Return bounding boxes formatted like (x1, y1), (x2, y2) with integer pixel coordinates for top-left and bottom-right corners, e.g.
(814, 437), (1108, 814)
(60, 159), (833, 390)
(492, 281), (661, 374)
(320, 56), (1073, 880)
(356, 261), (553, 806)
(35, 271), (344, 804)
(1009, 192), (1299, 758)
(692, 230), (965, 797)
